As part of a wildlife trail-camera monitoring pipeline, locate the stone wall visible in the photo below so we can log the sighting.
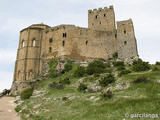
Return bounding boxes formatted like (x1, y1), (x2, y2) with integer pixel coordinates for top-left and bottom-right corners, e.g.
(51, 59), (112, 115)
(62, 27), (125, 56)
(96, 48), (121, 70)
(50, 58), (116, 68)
(117, 19), (138, 62)
(88, 5), (116, 31)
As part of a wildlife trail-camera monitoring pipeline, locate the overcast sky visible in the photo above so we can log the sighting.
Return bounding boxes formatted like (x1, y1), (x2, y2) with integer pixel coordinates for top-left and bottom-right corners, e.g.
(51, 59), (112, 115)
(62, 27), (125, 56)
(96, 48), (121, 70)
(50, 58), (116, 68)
(0, 0), (160, 92)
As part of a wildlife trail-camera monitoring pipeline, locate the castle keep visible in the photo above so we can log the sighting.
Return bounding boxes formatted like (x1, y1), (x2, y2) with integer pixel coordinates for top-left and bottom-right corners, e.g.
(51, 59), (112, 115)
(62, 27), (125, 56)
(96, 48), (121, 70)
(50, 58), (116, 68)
(12, 6), (138, 92)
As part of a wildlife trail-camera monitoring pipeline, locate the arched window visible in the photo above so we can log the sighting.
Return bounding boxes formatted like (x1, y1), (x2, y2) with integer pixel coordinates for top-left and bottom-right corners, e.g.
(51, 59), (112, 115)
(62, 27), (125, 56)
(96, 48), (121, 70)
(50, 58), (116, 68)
(22, 41), (25, 48)
(49, 47), (52, 53)
(32, 39), (36, 47)
(62, 40), (65, 47)
(18, 70), (20, 79)
(49, 38), (53, 43)
(124, 30), (126, 34)
(86, 40), (88, 45)
(63, 33), (67, 38)
(124, 41), (127, 45)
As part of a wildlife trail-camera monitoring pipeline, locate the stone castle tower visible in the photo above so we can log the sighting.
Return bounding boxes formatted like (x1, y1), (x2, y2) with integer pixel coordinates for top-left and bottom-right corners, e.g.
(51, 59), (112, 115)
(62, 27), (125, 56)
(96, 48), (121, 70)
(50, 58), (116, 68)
(11, 5), (138, 93)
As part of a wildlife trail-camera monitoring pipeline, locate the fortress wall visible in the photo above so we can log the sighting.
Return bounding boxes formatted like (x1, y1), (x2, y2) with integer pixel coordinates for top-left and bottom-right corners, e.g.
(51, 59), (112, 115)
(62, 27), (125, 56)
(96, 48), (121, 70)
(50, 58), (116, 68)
(78, 29), (116, 60)
(117, 19), (138, 60)
(41, 25), (117, 62)
(43, 25), (80, 60)
(88, 6), (116, 31)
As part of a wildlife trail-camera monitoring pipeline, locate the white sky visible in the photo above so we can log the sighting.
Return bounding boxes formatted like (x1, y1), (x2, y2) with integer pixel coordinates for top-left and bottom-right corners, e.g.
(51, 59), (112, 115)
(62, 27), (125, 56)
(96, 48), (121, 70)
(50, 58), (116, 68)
(0, 0), (160, 92)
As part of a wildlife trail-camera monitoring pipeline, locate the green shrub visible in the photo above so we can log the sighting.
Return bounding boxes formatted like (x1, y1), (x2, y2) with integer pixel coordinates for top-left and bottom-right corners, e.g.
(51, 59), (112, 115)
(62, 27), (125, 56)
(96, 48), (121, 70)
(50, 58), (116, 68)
(113, 61), (124, 67)
(152, 66), (159, 71)
(99, 74), (115, 87)
(119, 70), (131, 76)
(105, 68), (112, 73)
(86, 60), (106, 75)
(49, 82), (64, 89)
(105, 62), (111, 67)
(62, 97), (68, 101)
(101, 90), (113, 99)
(48, 72), (59, 78)
(93, 73), (100, 78)
(133, 76), (148, 83)
(48, 59), (58, 72)
(132, 59), (150, 72)
(155, 61), (160, 65)
(20, 87), (34, 100)
(59, 77), (70, 85)
(74, 66), (86, 77)
(64, 61), (72, 72)
(48, 59), (58, 78)
(112, 52), (118, 59)
(117, 66), (125, 71)
(15, 105), (21, 112)
(78, 83), (87, 92)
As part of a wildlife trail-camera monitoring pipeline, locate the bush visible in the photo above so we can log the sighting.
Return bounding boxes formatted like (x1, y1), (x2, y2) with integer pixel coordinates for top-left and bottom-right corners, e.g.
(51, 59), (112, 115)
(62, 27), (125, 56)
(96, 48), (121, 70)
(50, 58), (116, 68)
(93, 73), (100, 78)
(117, 66), (125, 71)
(132, 59), (150, 72)
(15, 105), (21, 112)
(156, 62), (160, 65)
(48, 72), (59, 78)
(112, 52), (118, 59)
(113, 61), (124, 67)
(20, 87), (34, 100)
(48, 59), (58, 78)
(59, 77), (70, 85)
(48, 59), (58, 72)
(86, 60), (106, 75)
(119, 70), (131, 76)
(78, 83), (87, 92)
(64, 61), (72, 72)
(74, 66), (86, 77)
(101, 90), (113, 99)
(49, 82), (64, 89)
(99, 74), (115, 87)
(152, 66), (159, 71)
(105, 62), (111, 68)
(133, 76), (148, 83)
(62, 97), (68, 101)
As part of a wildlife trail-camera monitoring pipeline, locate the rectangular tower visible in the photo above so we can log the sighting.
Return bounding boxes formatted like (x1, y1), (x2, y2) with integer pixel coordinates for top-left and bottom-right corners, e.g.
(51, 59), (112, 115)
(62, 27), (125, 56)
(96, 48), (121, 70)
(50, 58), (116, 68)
(88, 6), (116, 31)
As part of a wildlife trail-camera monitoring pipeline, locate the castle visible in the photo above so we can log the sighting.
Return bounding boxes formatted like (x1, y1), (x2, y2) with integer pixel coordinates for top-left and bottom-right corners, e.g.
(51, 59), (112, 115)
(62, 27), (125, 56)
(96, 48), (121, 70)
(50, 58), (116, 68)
(11, 5), (138, 93)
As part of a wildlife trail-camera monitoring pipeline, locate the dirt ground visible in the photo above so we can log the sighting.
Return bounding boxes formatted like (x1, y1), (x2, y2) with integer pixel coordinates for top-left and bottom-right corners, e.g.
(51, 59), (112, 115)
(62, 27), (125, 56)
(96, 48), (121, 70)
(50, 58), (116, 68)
(0, 96), (20, 120)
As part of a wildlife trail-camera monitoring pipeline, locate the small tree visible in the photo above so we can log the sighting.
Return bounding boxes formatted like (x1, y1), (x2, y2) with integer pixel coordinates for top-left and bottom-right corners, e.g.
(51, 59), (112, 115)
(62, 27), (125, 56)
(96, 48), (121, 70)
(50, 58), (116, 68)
(20, 87), (34, 100)
(101, 90), (113, 99)
(74, 66), (86, 77)
(64, 62), (72, 72)
(112, 52), (118, 59)
(99, 74), (115, 87)
(78, 83), (87, 92)
(132, 59), (150, 72)
(86, 60), (106, 75)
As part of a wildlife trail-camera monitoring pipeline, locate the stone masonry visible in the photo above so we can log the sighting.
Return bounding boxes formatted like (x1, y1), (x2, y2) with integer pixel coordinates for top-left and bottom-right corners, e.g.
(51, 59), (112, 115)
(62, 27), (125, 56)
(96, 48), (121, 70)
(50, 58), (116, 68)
(11, 5), (138, 94)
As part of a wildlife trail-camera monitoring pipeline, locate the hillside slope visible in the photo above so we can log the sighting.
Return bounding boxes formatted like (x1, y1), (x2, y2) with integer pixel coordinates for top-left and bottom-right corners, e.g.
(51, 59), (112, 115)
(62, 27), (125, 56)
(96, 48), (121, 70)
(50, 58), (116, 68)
(15, 59), (160, 120)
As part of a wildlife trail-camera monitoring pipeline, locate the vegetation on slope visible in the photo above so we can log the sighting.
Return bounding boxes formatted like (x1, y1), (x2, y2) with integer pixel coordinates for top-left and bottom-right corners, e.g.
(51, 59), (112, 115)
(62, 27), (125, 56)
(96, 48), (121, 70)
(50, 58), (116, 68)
(15, 58), (160, 120)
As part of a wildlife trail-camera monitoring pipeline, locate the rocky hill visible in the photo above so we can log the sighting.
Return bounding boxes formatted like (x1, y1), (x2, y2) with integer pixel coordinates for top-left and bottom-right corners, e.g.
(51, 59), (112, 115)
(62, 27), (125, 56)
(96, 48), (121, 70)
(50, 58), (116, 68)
(14, 58), (160, 120)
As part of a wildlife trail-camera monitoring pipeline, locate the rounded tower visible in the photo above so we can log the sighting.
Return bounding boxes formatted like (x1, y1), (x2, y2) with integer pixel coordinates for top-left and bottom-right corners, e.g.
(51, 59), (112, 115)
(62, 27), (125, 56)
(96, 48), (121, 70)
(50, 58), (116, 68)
(11, 24), (50, 93)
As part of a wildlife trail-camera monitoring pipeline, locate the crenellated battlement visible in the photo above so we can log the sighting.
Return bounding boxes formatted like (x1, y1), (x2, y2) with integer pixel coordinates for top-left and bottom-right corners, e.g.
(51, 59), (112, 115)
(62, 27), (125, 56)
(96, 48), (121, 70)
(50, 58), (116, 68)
(88, 5), (113, 14)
